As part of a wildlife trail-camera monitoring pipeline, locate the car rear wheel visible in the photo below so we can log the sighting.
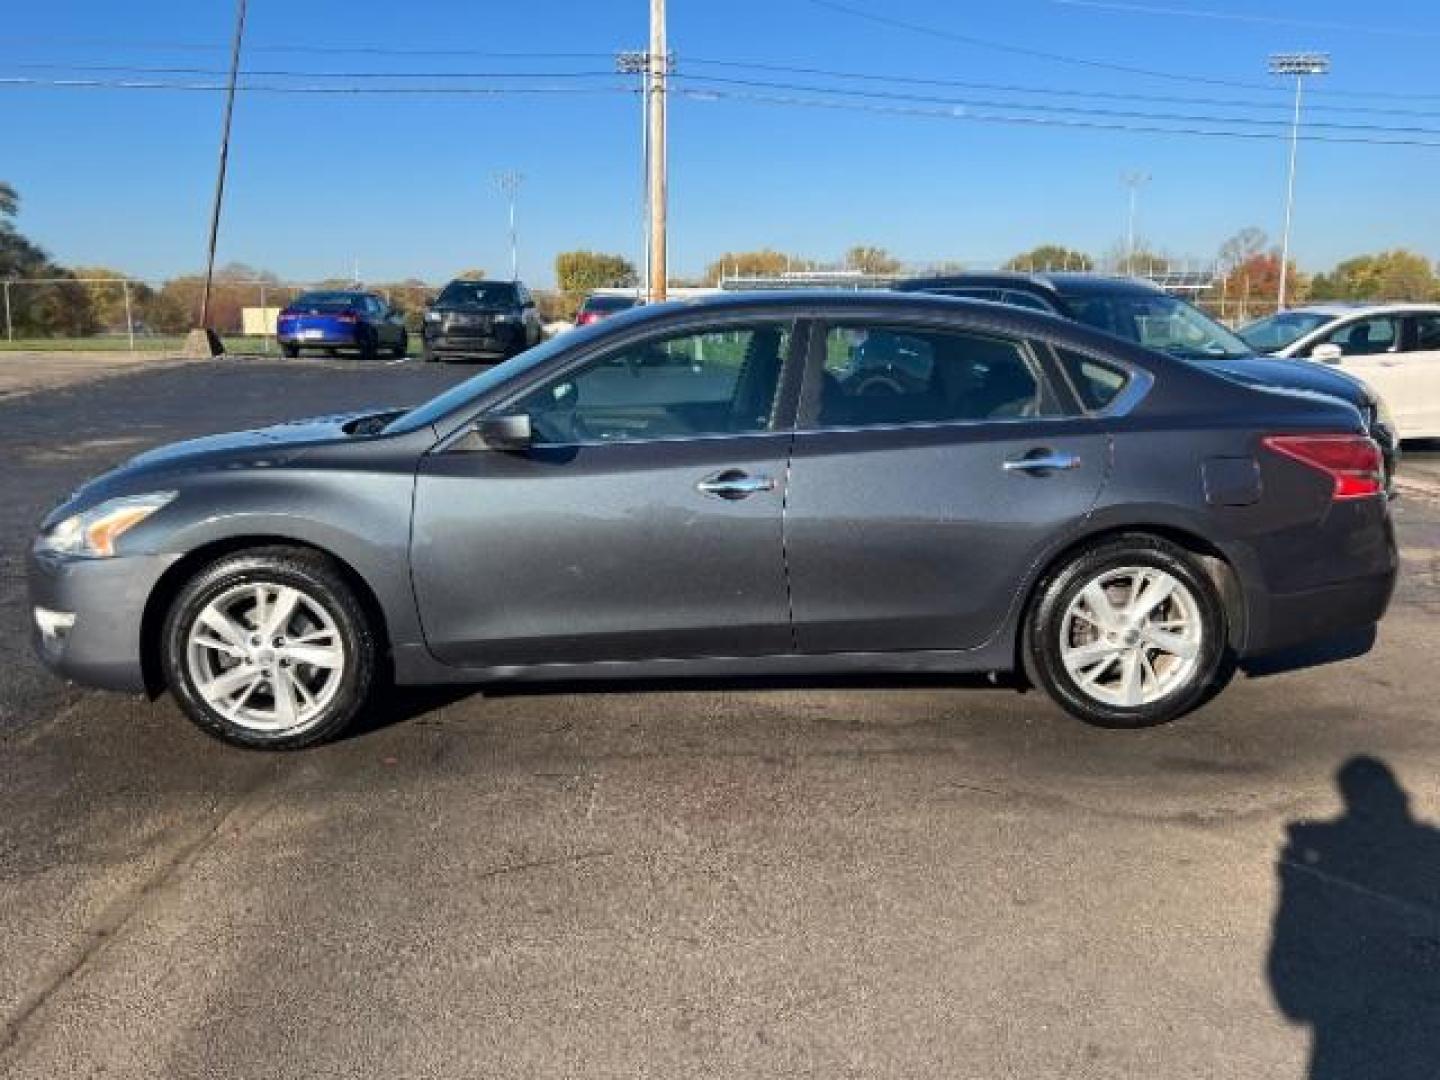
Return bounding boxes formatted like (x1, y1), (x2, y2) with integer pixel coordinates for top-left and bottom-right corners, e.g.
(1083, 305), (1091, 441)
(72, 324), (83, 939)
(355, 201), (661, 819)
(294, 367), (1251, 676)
(162, 548), (377, 749)
(281, 343), (300, 359)
(1024, 535), (1229, 728)
(356, 328), (378, 361)
(389, 332), (408, 359)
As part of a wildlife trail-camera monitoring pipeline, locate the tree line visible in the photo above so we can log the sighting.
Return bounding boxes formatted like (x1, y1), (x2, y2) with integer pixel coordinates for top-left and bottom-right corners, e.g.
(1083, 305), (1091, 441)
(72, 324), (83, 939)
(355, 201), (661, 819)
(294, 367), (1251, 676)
(5, 179), (1438, 339)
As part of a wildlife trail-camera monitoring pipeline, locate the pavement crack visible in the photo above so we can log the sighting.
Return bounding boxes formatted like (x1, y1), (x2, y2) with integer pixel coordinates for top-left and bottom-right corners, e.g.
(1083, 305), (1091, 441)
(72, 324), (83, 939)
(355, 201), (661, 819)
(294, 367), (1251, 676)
(476, 849), (614, 884)
(0, 764), (280, 1063)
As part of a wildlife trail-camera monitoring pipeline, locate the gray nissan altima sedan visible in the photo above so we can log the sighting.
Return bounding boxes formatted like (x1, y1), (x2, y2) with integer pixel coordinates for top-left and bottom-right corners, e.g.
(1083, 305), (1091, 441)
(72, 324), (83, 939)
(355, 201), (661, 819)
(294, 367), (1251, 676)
(30, 292), (1397, 749)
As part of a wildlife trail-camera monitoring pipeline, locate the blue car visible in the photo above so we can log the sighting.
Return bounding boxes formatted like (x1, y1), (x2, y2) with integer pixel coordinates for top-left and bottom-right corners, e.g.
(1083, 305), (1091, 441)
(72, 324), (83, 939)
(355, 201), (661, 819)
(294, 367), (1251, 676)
(277, 291), (408, 359)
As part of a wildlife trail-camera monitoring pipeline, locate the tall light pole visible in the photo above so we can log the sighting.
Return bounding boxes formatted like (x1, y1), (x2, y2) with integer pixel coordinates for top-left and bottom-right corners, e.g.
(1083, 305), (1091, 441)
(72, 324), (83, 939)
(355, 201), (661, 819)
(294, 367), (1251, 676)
(646, 0), (669, 303)
(494, 170), (524, 281)
(1121, 171), (1150, 277)
(1269, 52), (1330, 311)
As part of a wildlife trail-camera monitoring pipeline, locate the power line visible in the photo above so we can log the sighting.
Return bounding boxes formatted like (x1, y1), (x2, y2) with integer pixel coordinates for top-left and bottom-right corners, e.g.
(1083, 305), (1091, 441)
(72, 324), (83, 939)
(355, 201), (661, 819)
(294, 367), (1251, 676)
(674, 72), (1440, 137)
(1038, 0), (1440, 39)
(799, 0), (1276, 91)
(8, 69), (1440, 146)
(673, 85), (1440, 148)
(0, 76), (635, 96)
(15, 57), (1440, 120)
(679, 56), (1440, 119)
(799, 0), (1440, 102)
(0, 36), (615, 58)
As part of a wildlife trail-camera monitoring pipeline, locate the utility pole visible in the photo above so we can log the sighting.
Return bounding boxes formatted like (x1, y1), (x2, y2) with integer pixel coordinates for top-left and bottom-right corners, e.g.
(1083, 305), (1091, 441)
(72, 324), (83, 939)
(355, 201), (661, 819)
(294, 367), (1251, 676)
(1269, 52), (1330, 311)
(494, 170), (524, 281)
(647, 0), (668, 303)
(191, 0), (247, 357)
(1121, 171), (1150, 277)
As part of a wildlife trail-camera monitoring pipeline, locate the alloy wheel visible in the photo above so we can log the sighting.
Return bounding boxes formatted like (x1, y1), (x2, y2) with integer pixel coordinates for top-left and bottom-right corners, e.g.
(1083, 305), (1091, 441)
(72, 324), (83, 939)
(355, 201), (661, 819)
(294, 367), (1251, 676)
(1058, 565), (1203, 708)
(185, 581), (346, 734)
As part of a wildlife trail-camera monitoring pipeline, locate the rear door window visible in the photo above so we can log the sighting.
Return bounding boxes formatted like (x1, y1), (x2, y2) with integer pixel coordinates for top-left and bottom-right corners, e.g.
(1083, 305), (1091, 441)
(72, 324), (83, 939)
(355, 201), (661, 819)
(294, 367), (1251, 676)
(1054, 347), (1131, 412)
(812, 324), (1062, 428)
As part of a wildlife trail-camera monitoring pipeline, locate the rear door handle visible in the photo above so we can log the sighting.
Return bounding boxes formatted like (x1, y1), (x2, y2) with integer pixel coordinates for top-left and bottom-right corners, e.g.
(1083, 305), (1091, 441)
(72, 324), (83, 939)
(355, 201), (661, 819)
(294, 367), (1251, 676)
(1003, 451), (1081, 474)
(696, 469), (776, 500)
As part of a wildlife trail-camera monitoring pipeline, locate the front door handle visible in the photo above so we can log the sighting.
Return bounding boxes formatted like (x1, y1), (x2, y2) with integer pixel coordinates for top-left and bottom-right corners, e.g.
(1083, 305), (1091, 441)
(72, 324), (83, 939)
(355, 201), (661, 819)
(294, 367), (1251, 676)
(1003, 450), (1082, 474)
(696, 469), (776, 500)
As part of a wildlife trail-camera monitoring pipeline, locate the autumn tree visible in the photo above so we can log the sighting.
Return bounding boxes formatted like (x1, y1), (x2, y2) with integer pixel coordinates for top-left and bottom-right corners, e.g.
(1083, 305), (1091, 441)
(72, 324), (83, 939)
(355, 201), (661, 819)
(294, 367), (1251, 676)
(1217, 252), (1301, 307)
(1217, 227), (1268, 272)
(0, 182), (94, 336)
(1003, 245), (1093, 272)
(71, 266), (155, 332)
(1309, 250), (1438, 302)
(845, 245), (901, 275)
(704, 249), (806, 285)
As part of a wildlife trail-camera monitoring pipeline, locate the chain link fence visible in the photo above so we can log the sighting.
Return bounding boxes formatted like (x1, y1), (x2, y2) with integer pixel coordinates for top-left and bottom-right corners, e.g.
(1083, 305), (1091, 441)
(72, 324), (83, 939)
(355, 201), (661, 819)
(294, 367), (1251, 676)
(0, 278), (444, 354)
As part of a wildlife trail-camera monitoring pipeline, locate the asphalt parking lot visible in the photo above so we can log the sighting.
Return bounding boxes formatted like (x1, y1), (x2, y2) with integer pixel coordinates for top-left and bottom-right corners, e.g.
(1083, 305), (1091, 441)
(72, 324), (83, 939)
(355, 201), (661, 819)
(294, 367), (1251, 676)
(1, 357), (1437, 1077)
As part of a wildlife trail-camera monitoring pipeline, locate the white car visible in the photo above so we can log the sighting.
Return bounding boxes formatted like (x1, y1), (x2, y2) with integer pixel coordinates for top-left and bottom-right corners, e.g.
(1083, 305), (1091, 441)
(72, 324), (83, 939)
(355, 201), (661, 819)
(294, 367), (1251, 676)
(1239, 304), (1440, 440)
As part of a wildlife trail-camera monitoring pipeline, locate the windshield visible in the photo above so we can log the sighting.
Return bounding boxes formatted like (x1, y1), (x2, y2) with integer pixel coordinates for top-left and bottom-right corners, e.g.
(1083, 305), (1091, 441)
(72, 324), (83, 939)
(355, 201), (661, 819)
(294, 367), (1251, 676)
(384, 321), (611, 435)
(1237, 311), (1334, 354)
(436, 280), (518, 307)
(1060, 291), (1253, 360)
(290, 291), (365, 310)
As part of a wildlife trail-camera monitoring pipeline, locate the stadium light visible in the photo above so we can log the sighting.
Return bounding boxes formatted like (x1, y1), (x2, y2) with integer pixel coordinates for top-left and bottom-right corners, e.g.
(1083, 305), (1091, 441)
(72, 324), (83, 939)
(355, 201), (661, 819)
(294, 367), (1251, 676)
(1268, 52), (1331, 310)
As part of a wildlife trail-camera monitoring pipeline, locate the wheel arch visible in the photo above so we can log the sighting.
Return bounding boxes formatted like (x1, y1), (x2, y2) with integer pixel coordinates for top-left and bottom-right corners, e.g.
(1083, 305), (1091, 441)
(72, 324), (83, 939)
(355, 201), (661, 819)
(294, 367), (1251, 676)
(139, 535), (393, 697)
(1012, 520), (1248, 678)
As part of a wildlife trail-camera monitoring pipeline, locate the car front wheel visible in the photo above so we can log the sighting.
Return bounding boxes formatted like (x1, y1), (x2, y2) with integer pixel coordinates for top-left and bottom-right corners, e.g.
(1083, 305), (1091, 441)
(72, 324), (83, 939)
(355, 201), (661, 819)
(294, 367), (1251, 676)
(162, 548), (377, 749)
(1024, 535), (1229, 728)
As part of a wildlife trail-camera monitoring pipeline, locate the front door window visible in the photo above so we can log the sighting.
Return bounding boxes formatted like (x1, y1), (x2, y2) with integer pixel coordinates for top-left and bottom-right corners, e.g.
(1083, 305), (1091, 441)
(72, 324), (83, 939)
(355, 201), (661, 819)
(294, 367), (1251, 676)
(508, 323), (791, 445)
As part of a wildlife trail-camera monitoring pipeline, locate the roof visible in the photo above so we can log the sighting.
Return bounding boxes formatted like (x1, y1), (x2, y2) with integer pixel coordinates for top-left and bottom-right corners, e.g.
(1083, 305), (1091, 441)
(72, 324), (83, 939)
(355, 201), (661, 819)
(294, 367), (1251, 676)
(1275, 302), (1440, 318)
(896, 271), (1163, 296)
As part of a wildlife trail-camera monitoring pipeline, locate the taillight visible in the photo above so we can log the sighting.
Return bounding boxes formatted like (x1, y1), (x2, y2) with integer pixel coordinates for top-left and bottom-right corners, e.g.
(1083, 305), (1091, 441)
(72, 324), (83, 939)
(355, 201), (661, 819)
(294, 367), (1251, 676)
(335, 311), (358, 323)
(576, 311), (598, 326)
(1262, 434), (1384, 500)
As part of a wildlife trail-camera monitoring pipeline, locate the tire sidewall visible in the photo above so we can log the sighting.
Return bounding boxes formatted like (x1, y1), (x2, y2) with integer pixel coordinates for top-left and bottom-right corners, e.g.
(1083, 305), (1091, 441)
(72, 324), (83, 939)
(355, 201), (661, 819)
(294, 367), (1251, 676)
(162, 551), (374, 749)
(1027, 537), (1227, 729)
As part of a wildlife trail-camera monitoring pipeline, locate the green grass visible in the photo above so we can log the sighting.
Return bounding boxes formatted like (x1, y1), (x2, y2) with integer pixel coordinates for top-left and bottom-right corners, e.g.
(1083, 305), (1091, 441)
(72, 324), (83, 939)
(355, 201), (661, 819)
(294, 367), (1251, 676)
(0, 334), (275, 354)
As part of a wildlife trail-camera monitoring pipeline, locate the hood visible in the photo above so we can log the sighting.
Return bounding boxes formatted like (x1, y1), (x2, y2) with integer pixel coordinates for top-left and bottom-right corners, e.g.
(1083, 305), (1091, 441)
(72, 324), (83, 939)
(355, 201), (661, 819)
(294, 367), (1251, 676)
(69, 407), (400, 505)
(1201, 355), (1372, 408)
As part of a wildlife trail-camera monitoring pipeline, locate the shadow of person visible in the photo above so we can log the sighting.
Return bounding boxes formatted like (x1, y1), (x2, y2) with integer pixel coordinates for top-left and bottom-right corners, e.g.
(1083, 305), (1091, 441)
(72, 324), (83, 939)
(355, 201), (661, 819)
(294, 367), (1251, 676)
(1268, 756), (1440, 1079)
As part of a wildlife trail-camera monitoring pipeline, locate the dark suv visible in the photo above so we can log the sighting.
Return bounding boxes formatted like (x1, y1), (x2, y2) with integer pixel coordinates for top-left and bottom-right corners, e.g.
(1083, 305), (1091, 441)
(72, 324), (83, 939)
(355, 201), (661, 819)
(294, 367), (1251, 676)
(896, 273), (1398, 482)
(422, 279), (543, 363)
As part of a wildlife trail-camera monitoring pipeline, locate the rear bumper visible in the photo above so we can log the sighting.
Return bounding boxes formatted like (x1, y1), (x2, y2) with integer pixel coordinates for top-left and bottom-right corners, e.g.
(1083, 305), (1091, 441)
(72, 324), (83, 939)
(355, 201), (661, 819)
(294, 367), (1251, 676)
(28, 549), (178, 692)
(1235, 506), (1398, 658)
(278, 325), (362, 346)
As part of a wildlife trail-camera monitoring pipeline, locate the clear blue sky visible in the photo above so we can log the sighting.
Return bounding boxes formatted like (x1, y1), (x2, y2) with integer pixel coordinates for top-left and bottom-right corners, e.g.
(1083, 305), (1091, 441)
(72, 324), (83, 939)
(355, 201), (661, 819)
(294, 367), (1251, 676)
(3, 0), (1438, 285)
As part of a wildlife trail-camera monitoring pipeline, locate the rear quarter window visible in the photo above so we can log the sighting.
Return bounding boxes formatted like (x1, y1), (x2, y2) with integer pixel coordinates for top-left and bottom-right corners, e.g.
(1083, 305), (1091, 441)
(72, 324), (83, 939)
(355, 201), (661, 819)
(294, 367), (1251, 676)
(1054, 347), (1130, 412)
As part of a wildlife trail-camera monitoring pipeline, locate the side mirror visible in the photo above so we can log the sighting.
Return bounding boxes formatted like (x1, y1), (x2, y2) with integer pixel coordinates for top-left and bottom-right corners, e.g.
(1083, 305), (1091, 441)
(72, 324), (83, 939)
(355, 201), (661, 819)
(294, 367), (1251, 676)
(1311, 343), (1344, 364)
(478, 413), (532, 451)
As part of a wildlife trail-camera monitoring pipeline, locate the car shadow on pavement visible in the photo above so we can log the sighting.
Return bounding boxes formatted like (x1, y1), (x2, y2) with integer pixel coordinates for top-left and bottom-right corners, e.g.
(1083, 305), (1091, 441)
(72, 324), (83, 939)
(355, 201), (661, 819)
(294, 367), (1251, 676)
(1267, 756), (1440, 1079)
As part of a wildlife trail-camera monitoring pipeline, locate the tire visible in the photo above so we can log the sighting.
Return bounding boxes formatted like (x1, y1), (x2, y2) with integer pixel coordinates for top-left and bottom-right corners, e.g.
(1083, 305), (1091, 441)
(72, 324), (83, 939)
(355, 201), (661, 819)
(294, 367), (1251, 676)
(162, 547), (377, 750)
(1023, 534), (1229, 729)
(356, 328), (378, 361)
(421, 341), (438, 363)
(389, 332), (408, 360)
(281, 343), (300, 359)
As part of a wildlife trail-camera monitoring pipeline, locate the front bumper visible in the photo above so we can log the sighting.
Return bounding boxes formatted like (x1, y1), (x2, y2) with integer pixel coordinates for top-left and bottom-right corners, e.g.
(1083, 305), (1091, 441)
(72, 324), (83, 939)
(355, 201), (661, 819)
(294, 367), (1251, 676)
(28, 549), (179, 692)
(424, 323), (524, 357)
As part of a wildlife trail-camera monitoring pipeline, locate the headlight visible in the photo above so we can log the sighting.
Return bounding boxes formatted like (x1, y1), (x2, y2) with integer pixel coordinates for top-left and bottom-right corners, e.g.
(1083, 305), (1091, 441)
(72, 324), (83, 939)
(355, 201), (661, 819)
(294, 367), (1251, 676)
(424, 311), (442, 323)
(36, 492), (176, 558)
(493, 313), (513, 323)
